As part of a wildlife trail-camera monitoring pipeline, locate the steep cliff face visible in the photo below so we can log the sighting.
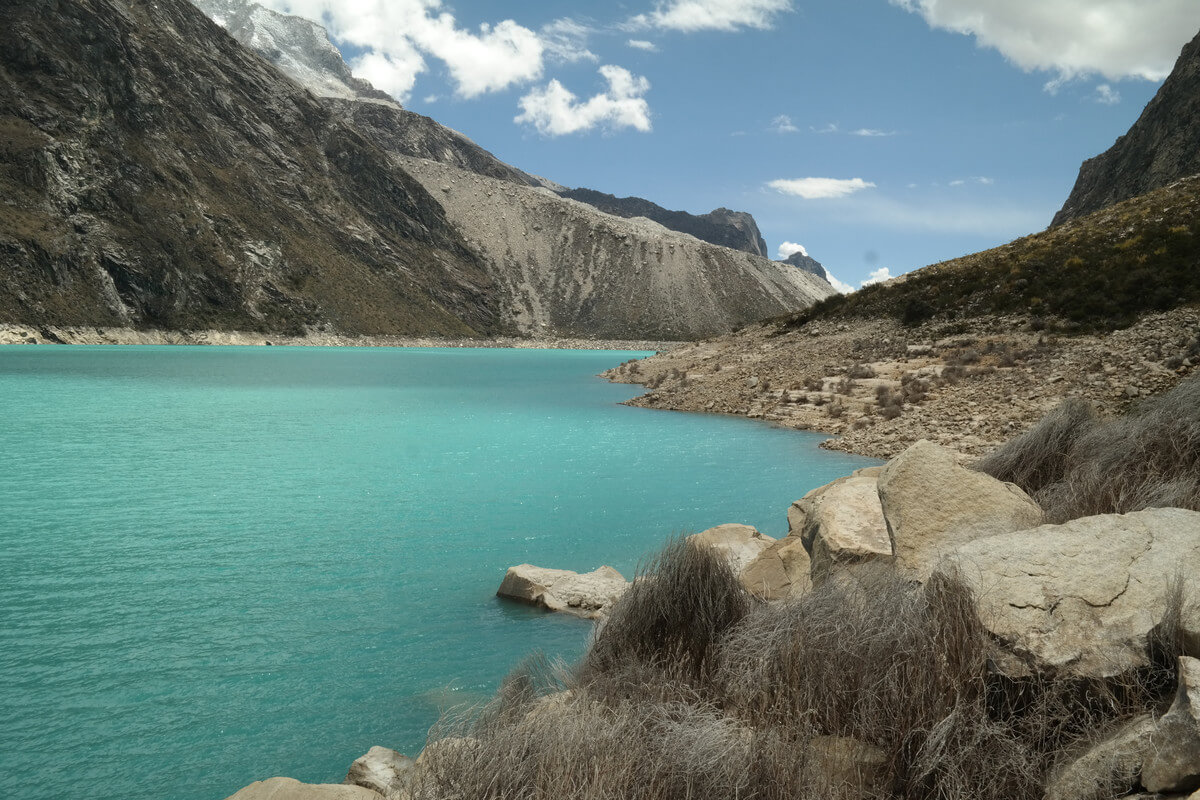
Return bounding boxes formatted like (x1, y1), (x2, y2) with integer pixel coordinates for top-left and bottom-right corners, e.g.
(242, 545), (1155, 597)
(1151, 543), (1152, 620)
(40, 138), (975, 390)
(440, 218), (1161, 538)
(0, 0), (500, 336)
(556, 188), (770, 258)
(1053, 30), (1200, 226)
(402, 157), (835, 340)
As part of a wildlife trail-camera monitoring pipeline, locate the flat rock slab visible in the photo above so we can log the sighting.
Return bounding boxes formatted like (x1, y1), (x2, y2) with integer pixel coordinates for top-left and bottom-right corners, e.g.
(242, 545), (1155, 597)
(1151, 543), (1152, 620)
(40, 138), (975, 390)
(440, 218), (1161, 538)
(225, 777), (382, 800)
(941, 508), (1200, 677)
(497, 564), (630, 619)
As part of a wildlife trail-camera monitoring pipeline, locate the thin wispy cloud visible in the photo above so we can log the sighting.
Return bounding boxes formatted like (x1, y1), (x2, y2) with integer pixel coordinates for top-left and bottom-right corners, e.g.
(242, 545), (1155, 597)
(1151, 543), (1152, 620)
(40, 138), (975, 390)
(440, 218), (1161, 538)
(628, 39), (659, 51)
(768, 177), (877, 199)
(516, 65), (652, 136)
(812, 122), (840, 134)
(1094, 83), (1121, 104)
(889, 0), (1200, 85)
(769, 114), (799, 133)
(630, 0), (793, 32)
(851, 128), (896, 137)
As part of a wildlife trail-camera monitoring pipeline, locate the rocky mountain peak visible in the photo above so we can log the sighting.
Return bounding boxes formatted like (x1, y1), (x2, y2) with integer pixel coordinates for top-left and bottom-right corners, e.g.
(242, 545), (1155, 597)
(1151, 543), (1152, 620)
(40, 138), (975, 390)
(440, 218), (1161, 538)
(190, 0), (397, 105)
(780, 250), (830, 283)
(1053, 28), (1200, 226)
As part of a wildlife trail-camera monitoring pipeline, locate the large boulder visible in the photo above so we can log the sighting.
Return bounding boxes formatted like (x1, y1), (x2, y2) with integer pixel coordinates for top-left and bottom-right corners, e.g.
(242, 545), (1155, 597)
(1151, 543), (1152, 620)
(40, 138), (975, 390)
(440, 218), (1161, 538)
(224, 777), (382, 800)
(878, 440), (1043, 579)
(497, 564), (630, 619)
(941, 508), (1200, 678)
(797, 475), (891, 586)
(1045, 715), (1156, 800)
(740, 535), (812, 601)
(687, 524), (776, 576)
(1143, 657), (1200, 793)
(344, 746), (413, 796)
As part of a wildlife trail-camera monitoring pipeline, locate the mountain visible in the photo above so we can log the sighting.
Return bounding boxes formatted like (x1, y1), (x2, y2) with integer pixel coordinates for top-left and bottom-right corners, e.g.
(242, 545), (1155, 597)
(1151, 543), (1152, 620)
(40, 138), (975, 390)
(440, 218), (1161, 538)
(0, 0), (501, 337)
(181, 0), (834, 338)
(780, 250), (829, 283)
(1053, 30), (1200, 226)
(555, 189), (770, 258)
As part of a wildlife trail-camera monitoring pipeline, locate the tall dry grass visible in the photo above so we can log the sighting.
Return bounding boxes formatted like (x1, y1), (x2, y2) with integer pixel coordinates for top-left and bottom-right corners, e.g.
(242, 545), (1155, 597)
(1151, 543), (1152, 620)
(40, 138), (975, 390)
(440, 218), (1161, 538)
(975, 375), (1200, 522)
(406, 539), (1183, 800)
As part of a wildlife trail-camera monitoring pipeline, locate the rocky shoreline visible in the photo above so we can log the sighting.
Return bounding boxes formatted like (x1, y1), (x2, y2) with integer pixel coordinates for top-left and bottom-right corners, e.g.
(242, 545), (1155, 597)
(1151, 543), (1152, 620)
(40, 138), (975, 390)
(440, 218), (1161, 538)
(603, 307), (1200, 459)
(0, 323), (678, 352)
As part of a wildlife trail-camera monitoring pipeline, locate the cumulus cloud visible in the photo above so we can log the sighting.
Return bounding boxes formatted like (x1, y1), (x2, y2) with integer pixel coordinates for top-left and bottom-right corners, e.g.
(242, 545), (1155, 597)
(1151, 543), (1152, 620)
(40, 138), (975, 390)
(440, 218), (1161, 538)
(769, 114), (799, 133)
(889, 0), (1200, 83)
(628, 39), (658, 51)
(826, 271), (856, 294)
(1094, 83), (1122, 104)
(631, 0), (793, 32)
(258, 0), (550, 100)
(768, 177), (877, 199)
(861, 267), (893, 287)
(777, 241), (809, 259)
(515, 66), (652, 136)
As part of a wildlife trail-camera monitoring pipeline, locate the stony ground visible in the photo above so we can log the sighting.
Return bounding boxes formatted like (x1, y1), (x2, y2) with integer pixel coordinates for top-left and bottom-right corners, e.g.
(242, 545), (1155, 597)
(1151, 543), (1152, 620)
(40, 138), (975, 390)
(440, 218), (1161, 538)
(604, 307), (1200, 459)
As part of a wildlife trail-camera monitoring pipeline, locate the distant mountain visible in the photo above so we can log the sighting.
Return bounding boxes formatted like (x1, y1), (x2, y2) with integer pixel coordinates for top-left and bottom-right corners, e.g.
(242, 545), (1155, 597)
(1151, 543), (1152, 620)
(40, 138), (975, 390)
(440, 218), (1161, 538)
(780, 250), (829, 283)
(180, 0), (834, 338)
(556, 189), (770, 258)
(1053, 29), (1200, 226)
(0, 0), (498, 337)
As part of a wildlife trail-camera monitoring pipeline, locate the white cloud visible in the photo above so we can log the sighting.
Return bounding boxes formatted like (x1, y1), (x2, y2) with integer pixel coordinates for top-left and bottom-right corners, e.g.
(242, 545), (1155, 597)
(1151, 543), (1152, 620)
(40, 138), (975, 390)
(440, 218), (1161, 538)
(1094, 83), (1122, 104)
(861, 267), (893, 287)
(851, 128), (896, 137)
(541, 18), (598, 64)
(628, 39), (659, 51)
(769, 114), (799, 133)
(949, 179), (966, 186)
(825, 271), (856, 294)
(632, 0), (793, 32)
(812, 122), (840, 134)
(768, 177), (877, 199)
(976, 176), (994, 185)
(777, 241), (809, 259)
(889, 0), (1200, 83)
(515, 66), (652, 136)
(259, 0), (549, 100)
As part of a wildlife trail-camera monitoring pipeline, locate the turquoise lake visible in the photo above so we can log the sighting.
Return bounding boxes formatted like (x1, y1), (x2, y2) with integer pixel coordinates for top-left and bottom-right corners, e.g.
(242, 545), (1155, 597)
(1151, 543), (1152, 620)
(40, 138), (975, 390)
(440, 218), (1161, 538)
(0, 346), (876, 799)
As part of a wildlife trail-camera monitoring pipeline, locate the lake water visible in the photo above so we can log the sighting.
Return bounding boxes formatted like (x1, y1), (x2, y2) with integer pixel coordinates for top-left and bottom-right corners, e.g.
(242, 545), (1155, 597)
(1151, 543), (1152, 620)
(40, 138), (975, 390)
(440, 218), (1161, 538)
(0, 346), (876, 799)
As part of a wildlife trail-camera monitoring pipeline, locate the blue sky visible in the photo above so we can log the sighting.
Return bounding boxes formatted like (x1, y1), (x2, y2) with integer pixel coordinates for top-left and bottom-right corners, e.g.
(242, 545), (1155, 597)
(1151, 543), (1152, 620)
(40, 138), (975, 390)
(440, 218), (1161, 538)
(261, 0), (1200, 289)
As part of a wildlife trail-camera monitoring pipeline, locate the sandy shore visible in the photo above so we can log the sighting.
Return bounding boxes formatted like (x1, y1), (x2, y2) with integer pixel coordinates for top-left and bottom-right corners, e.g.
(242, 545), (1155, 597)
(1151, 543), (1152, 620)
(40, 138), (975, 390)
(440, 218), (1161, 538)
(0, 323), (679, 352)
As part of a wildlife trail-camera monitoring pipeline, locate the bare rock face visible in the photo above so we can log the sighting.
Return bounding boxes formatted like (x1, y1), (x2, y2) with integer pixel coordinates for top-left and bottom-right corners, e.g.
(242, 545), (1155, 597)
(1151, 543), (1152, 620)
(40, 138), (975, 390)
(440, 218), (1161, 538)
(400, 157), (836, 340)
(1143, 657), (1200, 793)
(796, 474), (891, 585)
(878, 440), (1043, 579)
(224, 777), (382, 800)
(940, 508), (1200, 678)
(0, 0), (498, 338)
(343, 746), (414, 796)
(1045, 715), (1157, 800)
(687, 524), (775, 576)
(740, 535), (813, 601)
(497, 564), (630, 619)
(1053, 30), (1200, 226)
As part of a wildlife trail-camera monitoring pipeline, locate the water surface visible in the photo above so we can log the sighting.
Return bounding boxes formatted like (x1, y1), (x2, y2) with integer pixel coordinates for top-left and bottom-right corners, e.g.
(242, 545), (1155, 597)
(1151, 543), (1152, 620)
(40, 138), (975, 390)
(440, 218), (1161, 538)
(0, 346), (876, 799)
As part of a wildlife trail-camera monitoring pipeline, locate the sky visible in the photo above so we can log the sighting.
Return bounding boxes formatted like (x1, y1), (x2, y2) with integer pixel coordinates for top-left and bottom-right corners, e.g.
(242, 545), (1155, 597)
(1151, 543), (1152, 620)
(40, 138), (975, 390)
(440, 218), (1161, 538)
(255, 0), (1200, 290)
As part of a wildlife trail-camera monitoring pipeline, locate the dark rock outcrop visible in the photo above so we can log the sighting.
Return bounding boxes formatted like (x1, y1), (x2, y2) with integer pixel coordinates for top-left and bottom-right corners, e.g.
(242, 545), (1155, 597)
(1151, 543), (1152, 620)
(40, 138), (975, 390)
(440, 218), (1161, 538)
(0, 0), (500, 336)
(556, 188), (770, 258)
(1053, 30), (1200, 226)
(781, 250), (830, 282)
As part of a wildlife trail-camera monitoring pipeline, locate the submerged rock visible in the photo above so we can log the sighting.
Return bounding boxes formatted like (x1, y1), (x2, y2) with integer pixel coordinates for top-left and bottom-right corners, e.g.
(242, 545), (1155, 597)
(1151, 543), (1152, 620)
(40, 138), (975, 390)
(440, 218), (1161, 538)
(497, 564), (630, 619)
(224, 777), (382, 799)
